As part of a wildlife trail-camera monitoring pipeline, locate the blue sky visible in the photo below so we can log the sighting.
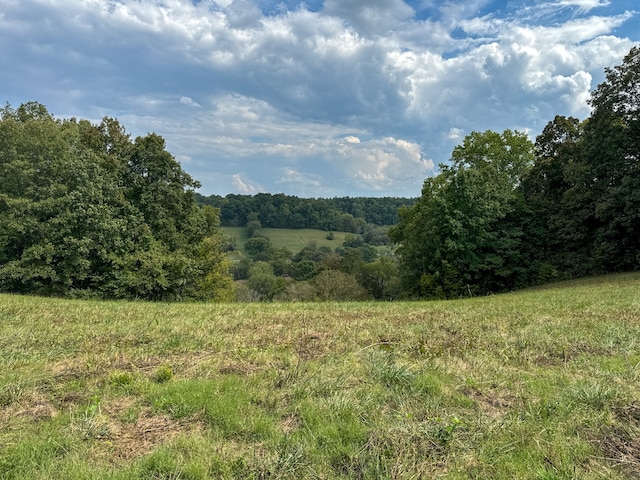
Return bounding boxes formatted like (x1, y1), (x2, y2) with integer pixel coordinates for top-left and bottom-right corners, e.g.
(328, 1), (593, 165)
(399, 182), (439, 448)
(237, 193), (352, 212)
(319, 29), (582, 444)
(1, 0), (638, 197)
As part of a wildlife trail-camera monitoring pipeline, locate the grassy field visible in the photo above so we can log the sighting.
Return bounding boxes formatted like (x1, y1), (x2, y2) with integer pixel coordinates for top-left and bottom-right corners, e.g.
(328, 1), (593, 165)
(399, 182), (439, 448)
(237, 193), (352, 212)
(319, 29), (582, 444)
(221, 227), (354, 255)
(1, 273), (640, 479)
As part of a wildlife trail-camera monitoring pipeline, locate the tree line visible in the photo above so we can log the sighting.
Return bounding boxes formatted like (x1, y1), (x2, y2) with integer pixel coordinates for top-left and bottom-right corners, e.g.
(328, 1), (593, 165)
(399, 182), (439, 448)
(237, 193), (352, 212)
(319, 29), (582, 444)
(390, 46), (640, 298)
(197, 193), (415, 231)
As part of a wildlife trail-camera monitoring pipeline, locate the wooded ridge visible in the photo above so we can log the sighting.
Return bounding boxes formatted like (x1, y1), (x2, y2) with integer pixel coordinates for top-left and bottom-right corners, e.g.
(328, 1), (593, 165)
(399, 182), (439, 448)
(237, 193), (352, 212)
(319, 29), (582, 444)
(196, 193), (416, 230)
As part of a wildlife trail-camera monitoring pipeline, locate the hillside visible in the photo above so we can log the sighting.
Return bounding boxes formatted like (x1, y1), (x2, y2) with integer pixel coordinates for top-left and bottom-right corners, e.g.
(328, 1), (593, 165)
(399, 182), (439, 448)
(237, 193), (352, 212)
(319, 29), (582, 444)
(221, 227), (357, 255)
(1, 272), (639, 478)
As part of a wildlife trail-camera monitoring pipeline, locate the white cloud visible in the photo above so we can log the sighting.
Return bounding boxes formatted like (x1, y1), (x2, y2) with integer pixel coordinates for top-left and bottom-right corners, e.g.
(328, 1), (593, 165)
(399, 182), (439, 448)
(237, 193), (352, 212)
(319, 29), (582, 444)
(232, 174), (264, 194)
(1, 0), (638, 197)
(179, 96), (201, 107)
(447, 127), (464, 140)
(556, 0), (611, 12)
(332, 136), (434, 191)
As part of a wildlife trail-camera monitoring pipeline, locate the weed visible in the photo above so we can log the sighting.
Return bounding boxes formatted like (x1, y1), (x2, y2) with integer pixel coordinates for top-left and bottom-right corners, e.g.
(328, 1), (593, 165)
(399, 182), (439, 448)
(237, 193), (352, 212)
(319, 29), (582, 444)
(0, 380), (24, 406)
(152, 365), (173, 384)
(568, 381), (619, 410)
(366, 350), (415, 389)
(71, 396), (110, 440)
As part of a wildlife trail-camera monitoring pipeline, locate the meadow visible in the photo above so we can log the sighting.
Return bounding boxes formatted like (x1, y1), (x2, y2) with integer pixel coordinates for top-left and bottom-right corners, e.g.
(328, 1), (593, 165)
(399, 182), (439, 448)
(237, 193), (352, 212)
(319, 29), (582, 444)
(221, 227), (353, 255)
(1, 273), (639, 479)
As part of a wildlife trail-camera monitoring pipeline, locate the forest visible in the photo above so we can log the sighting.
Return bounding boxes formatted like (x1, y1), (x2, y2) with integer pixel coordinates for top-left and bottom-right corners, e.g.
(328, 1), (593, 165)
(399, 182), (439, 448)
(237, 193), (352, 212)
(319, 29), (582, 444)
(197, 193), (416, 230)
(0, 46), (638, 301)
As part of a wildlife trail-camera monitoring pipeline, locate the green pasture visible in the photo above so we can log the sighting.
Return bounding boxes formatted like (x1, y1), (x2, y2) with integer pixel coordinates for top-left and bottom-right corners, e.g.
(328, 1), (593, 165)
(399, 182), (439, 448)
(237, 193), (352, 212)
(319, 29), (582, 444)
(221, 227), (353, 254)
(1, 272), (639, 478)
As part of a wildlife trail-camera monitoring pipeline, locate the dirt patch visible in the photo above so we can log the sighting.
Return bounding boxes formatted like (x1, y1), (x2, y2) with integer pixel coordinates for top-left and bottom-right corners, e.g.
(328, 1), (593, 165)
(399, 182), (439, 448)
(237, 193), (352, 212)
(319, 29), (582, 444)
(534, 342), (613, 366)
(460, 385), (514, 418)
(596, 402), (640, 477)
(110, 412), (195, 461)
(296, 331), (333, 360)
(217, 360), (261, 376)
(102, 399), (203, 462)
(0, 394), (58, 426)
(279, 413), (299, 435)
(49, 358), (89, 381)
(16, 400), (58, 421)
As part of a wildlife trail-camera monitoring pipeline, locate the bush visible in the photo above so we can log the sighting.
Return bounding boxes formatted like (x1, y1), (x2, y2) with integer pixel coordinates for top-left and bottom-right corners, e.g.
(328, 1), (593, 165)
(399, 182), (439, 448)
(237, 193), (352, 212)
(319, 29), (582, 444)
(313, 270), (370, 301)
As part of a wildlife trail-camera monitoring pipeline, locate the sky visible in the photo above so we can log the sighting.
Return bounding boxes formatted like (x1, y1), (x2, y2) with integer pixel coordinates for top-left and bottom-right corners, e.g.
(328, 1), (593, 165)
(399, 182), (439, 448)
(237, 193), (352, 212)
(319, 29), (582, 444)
(1, 1), (638, 198)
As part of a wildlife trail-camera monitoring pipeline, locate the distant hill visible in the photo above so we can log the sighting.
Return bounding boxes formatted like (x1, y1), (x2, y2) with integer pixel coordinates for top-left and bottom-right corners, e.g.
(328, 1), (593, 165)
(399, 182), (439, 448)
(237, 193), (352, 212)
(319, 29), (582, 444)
(220, 227), (357, 256)
(196, 193), (417, 230)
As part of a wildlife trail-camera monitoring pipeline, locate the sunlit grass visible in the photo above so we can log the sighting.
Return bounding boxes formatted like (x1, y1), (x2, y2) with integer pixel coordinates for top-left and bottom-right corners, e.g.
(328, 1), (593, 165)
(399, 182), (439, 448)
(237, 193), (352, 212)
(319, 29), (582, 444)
(1, 272), (639, 478)
(221, 226), (352, 255)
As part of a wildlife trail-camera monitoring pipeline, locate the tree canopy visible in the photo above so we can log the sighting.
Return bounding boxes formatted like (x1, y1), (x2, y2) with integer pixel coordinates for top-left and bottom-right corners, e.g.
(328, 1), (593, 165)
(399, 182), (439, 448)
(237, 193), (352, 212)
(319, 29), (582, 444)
(390, 130), (535, 298)
(0, 103), (233, 301)
(197, 193), (416, 230)
(392, 46), (640, 298)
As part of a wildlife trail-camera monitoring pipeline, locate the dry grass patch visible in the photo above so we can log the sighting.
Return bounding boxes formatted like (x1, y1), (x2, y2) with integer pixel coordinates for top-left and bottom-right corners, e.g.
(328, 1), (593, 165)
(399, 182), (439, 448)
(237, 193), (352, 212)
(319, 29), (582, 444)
(107, 408), (202, 462)
(597, 402), (640, 477)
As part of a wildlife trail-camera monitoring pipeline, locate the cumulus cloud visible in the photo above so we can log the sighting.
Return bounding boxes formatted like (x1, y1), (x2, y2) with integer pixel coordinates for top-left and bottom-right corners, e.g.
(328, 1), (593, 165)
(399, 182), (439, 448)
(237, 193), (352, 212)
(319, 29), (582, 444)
(232, 174), (264, 195)
(179, 96), (201, 107)
(333, 136), (434, 191)
(323, 0), (415, 35)
(1, 0), (638, 197)
(447, 127), (464, 140)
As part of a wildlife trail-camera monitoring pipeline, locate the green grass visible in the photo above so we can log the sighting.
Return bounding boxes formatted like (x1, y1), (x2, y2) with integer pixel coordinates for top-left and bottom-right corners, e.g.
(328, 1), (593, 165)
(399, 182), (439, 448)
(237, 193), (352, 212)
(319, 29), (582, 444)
(1, 272), (640, 478)
(222, 227), (353, 254)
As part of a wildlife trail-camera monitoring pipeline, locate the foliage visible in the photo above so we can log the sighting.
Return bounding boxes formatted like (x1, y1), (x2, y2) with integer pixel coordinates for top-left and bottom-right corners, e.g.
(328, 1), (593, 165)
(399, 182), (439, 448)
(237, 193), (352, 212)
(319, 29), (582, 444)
(244, 236), (272, 260)
(197, 192), (416, 229)
(580, 45), (640, 272)
(312, 269), (369, 301)
(519, 115), (584, 279)
(520, 46), (640, 280)
(391, 129), (535, 298)
(393, 47), (640, 297)
(357, 257), (402, 300)
(0, 103), (233, 300)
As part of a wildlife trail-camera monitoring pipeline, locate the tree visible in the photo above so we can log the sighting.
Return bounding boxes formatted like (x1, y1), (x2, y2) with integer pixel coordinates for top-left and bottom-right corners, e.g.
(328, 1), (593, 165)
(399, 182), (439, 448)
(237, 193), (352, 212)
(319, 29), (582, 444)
(291, 260), (316, 281)
(246, 220), (262, 238)
(268, 247), (293, 276)
(313, 270), (369, 301)
(519, 47), (640, 279)
(244, 236), (272, 260)
(246, 261), (286, 301)
(390, 130), (535, 297)
(0, 107), (148, 296)
(357, 257), (400, 300)
(519, 115), (584, 280)
(0, 102), (233, 300)
(124, 133), (205, 251)
(580, 46), (640, 272)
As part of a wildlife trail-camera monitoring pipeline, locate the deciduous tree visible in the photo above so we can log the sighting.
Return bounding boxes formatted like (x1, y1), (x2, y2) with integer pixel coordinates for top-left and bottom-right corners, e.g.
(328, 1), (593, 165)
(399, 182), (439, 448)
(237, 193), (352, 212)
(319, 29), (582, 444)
(390, 130), (535, 297)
